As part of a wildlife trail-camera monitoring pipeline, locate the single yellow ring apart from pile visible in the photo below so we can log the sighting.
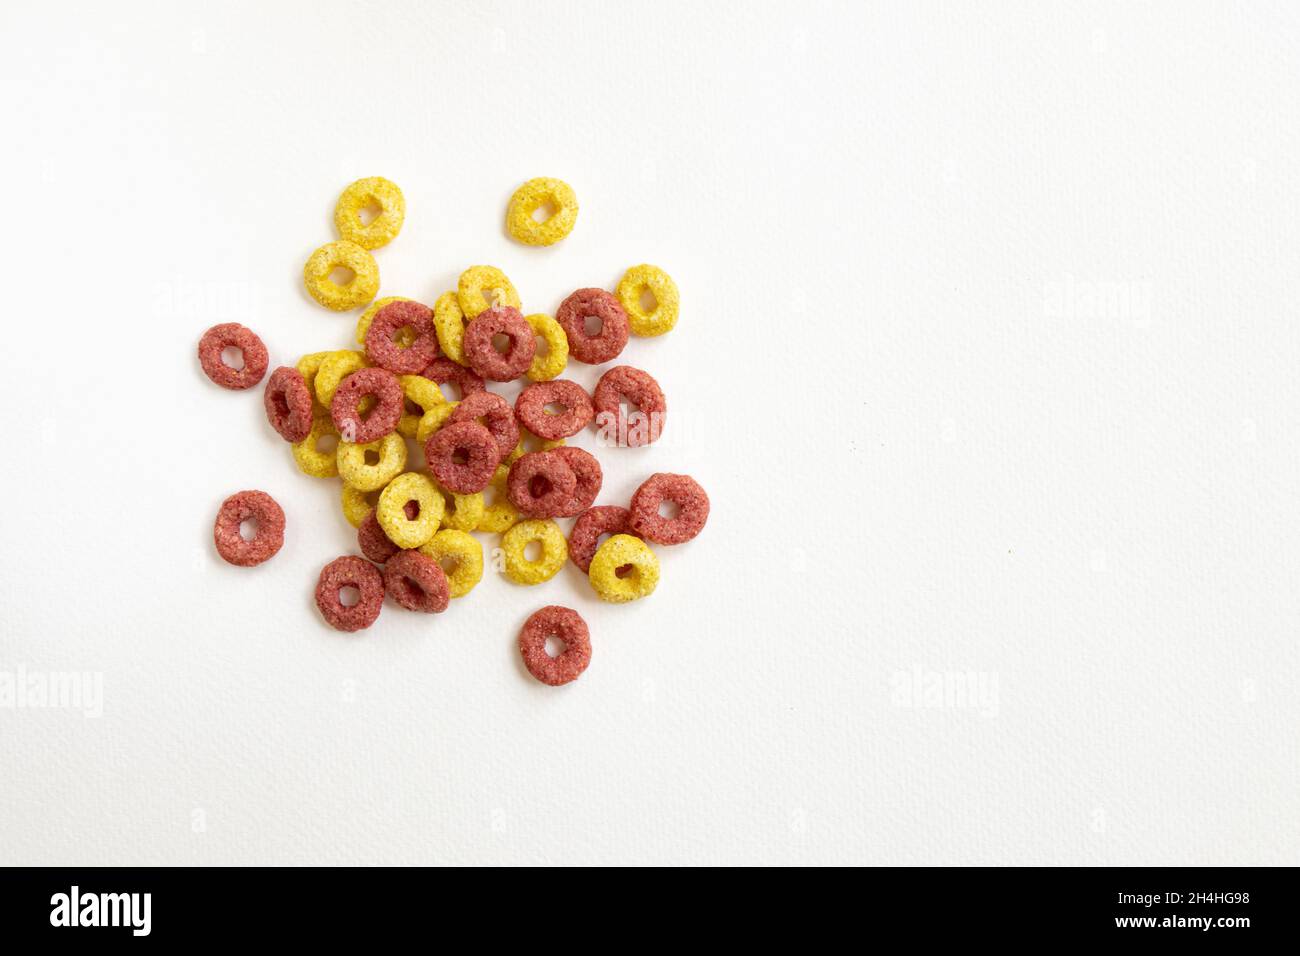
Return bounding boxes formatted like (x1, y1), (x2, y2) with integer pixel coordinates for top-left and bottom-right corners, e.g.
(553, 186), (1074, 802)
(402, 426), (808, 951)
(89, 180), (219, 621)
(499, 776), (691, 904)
(340, 483), (381, 528)
(291, 408), (339, 478)
(334, 176), (405, 250)
(524, 312), (569, 381)
(336, 432), (407, 492)
(303, 240), (379, 312)
(376, 472), (443, 549)
(505, 177), (578, 246)
(418, 529), (484, 598)
(617, 264), (679, 337)
(589, 534), (660, 603)
(501, 519), (568, 585)
(457, 265), (521, 319)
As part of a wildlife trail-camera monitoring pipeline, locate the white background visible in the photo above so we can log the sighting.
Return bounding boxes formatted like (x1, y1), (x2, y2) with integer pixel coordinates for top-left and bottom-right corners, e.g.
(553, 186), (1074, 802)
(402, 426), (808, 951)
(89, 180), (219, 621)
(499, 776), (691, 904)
(1, 0), (1297, 866)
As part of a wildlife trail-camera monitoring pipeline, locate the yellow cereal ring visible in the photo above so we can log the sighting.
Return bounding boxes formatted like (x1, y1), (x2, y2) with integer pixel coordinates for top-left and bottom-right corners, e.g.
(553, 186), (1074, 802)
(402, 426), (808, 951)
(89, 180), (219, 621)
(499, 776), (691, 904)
(314, 350), (371, 407)
(476, 464), (521, 533)
(296, 351), (333, 398)
(415, 400), (459, 444)
(617, 264), (679, 337)
(303, 240), (380, 312)
(341, 482), (382, 528)
(356, 296), (412, 346)
(291, 408), (339, 478)
(506, 177), (579, 246)
(501, 519), (567, 585)
(524, 312), (569, 381)
(418, 529), (483, 598)
(397, 374), (446, 439)
(336, 432), (407, 492)
(436, 482), (485, 532)
(589, 534), (660, 602)
(457, 265), (521, 319)
(506, 431), (565, 466)
(432, 291), (470, 365)
(377, 472), (443, 549)
(334, 176), (405, 250)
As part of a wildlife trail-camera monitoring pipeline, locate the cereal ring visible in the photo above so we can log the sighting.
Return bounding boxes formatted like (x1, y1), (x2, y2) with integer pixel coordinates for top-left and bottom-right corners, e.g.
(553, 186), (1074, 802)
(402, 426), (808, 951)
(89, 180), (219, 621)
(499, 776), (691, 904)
(334, 176), (405, 250)
(462, 306), (536, 382)
(213, 490), (285, 567)
(357, 509), (401, 564)
(292, 408), (340, 478)
(315, 556), (384, 632)
(383, 549), (450, 613)
(418, 529), (484, 598)
(448, 390), (519, 463)
(506, 178), (579, 247)
(432, 291), (471, 365)
(629, 473), (710, 544)
(365, 299), (439, 374)
(314, 350), (371, 407)
(377, 471), (443, 549)
(198, 323), (268, 390)
(524, 312), (569, 381)
(501, 519), (568, 586)
(415, 401), (459, 443)
(457, 265), (521, 319)
(553, 446), (603, 517)
(556, 288), (629, 364)
(617, 264), (680, 337)
(296, 351), (332, 397)
(592, 365), (667, 448)
(506, 430), (565, 465)
(568, 506), (634, 573)
(355, 296), (412, 346)
(396, 374), (445, 439)
(476, 464), (521, 533)
(436, 482), (485, 532)
(341, 483), (382, 528)
(330, 367), (402, 443)
(514, 379), (593, 440)
(588, 534), (659, 603)
(336, 432), (407, 491)
(424, 421), (498, 493)
(303, 240), (380, 312)
(263, 366), (314, 442)
(518, 606), (592, 686)
(422, 356), (484, 401)
(507, 451), (578, 518)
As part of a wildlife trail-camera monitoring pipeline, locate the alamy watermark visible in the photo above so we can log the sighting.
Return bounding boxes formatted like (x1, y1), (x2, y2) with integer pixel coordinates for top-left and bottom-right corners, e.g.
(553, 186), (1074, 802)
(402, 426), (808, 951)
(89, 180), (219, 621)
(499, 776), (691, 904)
(0, 664), (103, 718)
(890, 667), (999, 718)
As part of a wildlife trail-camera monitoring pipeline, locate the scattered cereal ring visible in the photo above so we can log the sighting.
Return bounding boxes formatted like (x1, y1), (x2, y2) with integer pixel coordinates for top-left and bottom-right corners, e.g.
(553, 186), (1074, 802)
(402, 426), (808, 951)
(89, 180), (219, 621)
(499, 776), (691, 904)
(418, 529), (484, 598)
(501, 519), (568, 586)
(437, 482), (485, 532)
(476, 464), (521, 533)
(365, 299), (439, 374)
(198, 323), (268, 390)
(415, 400), (459, 443)
(296, 351), (333, 397)
(422, 356), (484, 401)
(588, 534), (659, 603)
(334, 176), (405, 250)
(518, 606), (592, 686)
(396, 374), (445, 439)
(507, 451), (578, 518)
(425, 421), (498, 493)
(556, 288), (629, 364)
(629, 473), (710, 544)
(377, 471), (443, 549)
(315, 555), (384, 632)
(617, 264), (679, 337)
(314, 350), (370, 407)
(341, 483), (382, 528)
(292, 408), (340, 478)
(524, 312), (568, 381)
(213, 490), (285, 567)
(303, 240), (379, 312)
(448, 390), (519, 463)
(432, 291), (471, 365)
(383, 549), (450, 613)
(457, 265), (521, 319)
(506, 430), (565, 465)
(462, 306), (536, 381)
(592, 365), (667, 448)
(263, 366), (314, 442)
(514, 379), (593, 440)
(568, 506), (634, 573)
(553, 446), (603, 517)
(330, 367), (403, 443)
(357, 509), (401, 564)
(506, 177), (579, 247)
(355, 296), (412, 346)
(336, 431), (407, 491)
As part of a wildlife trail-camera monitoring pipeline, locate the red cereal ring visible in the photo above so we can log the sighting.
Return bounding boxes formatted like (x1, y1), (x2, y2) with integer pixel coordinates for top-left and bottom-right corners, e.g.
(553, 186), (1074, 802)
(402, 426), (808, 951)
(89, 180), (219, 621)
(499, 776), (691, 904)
(629, 473), (710, 544)
(357, 509), (401, 564)
(263, 366), (314, 442)
(314, 555), (385, 632)
(364, 299), (440, 374)
(197, 323), (269, 390)
(462, 305), (536, 381)
(421, 356), (485, 400)
(553, 446), (602, 517)
(212, 490), (285, 567)
(425, 421), (499, 493)
(518, 605), (592, 686)
(330, 367), (403, 443)
(567, 505), (633, 573)
(448, 390), (520, 464)
(556, 288), (629, 364)
(514, 379), (593, 440)
(382, 549), (450, 613)
(592, 365), (667, 448)
(506, 450), (578, 518)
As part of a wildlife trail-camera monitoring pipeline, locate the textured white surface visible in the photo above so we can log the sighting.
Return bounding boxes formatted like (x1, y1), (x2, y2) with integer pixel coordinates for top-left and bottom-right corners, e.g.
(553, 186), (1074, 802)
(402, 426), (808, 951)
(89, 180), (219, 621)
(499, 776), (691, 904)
(1, 0), (1297, 866)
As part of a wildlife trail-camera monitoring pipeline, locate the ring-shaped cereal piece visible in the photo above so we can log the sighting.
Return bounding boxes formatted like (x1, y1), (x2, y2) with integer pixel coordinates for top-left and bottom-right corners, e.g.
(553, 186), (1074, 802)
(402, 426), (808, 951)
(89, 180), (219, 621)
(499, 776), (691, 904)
(263, 366), (314, 442)
(506, 178), (579, 247)
(501, 519), (568, 586)
(415, 401), (459, 444)
(336, 432), (407, 491)
(588, 534), (660, 603)
(357, 509), (401, 564)
(629, 473), (710, 544)
(396, 374), (446, 439)
(506, 451), (579, 518)
(418, 529), (484, 598)
(507, 430), (565, 466)
(524, 312), (568, 381)
(518, 606), (592, 686)
(314, 350), (371, 407)
(556, 288), (630, 364)
(457, 265), (521, 319)
(382, 549), (450, 613)
(315, 556), (384, 632)
(296, 351), (332, 396)
(198, 323), (269, 390)
(462, 306), (536, 382)
(553, 446), (603, 517)
(436, 483), (485, 532)
(425, 421), (498, 494)
(568, 506), (634, 573)
(515, 379), (593, 440)
(334, 176), (405, 250)
(331, 367), (403, 443)
(376, 471), (444, 549)
(617, 264), (680, 337)
(592, 365), (667, 448)
(448, 390), (519, 464)
(355, 296), (412, 346)
(422, 356), (485, 401)
(476, 465), (521, 533)
(341, 483), (382, 528)
(213, 490), (285, 567)
(292, 408), (340, 478)
(365, 299), (439, 374)
(432, 291), (471, 365)
(303, 240), (380, 312)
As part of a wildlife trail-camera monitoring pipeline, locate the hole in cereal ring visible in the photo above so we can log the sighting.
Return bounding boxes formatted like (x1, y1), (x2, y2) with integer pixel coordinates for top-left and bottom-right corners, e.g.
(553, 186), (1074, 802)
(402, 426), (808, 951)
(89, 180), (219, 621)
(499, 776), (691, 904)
(583, 314), (602, 336)
(239, 517), (259, 541)
(439, 555), (459, 575)
(639, 286), (658, 312)
(328, 265), (356, 286)
(315, 433), (338, 454)
(543, 401), (567, 416)
(404, 500), (420, 520)
(221, 346), (245, 370)
(451, 447), (469, 466)
(404, 398), (423, 416)
(534, 334), (550, 357)
(532, 200), (557, 224)
(614, 563), (634, 579)
(271, 391), (290, 418)
(363, 448), (380, 466)
(491, 332), (511, 354)
(358, 199), (381, 225)
(339, 585), (361, 607)
(544, 635), (567, 658)
(402, 575), (424, 597)
(438, 382), (460, 402)
(658, 500), (680, 520)
(528, 475), (551, 498)
(524, 540), (542, 562)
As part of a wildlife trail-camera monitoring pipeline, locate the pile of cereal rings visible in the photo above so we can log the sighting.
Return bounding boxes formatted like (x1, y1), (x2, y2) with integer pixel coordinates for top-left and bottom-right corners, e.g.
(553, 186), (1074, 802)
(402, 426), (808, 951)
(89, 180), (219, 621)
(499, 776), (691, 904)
(199, 176), (707, 686)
